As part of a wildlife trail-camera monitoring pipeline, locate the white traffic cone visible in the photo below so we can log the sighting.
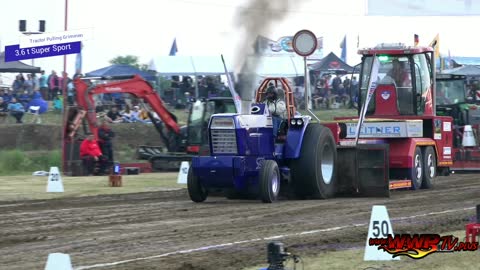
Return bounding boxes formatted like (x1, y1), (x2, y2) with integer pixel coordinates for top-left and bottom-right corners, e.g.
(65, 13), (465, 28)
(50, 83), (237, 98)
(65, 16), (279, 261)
(44, 253), (72, 270)
(462, 125), (476, 147)
(177, 162), (190, 184)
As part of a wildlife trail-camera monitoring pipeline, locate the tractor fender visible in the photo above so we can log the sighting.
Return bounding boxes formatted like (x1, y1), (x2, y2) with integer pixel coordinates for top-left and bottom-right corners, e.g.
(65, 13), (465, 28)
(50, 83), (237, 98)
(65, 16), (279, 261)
(284, 117), (311, 159)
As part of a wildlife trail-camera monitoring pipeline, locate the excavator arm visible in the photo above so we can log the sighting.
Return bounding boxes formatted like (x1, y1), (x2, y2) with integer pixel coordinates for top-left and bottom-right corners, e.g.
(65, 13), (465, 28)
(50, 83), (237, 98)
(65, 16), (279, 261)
(71, 74), (180, 145)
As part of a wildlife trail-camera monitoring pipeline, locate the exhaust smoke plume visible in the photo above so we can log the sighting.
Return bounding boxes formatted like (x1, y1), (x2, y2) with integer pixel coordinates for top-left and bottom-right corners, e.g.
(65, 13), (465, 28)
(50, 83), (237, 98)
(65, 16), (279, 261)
(233, 0), (301, 102)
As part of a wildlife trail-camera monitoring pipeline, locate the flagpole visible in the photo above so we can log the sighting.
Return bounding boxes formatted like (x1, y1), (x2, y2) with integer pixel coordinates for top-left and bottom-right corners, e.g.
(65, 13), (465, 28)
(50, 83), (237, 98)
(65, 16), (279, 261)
(62, 0), (69, 174)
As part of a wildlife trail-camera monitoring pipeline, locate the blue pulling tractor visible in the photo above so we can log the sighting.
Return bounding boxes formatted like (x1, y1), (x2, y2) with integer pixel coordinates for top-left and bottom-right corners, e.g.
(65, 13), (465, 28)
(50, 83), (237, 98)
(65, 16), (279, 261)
(187, 78), (390, 203)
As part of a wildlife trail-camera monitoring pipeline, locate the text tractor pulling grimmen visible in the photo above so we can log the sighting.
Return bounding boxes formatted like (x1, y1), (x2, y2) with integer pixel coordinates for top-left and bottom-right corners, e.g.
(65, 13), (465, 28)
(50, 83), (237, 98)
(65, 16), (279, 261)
(187, 31), (454, 203)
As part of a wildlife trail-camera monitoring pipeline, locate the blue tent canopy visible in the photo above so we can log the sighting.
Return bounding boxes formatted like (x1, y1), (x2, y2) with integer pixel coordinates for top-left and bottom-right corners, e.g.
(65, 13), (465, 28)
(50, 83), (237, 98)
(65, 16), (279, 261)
(85, 64), (156, 81)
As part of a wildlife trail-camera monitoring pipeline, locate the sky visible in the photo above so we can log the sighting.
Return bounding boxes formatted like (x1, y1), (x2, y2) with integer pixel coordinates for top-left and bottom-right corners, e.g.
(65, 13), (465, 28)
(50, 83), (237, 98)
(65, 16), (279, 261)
(1, 0), (480, 84)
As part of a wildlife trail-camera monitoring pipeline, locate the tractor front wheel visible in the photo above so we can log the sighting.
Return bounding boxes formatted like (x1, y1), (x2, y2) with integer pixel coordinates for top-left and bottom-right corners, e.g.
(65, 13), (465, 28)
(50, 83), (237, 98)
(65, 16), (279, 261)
(259, 160), (281, 203)
(187, 167), (208, 202)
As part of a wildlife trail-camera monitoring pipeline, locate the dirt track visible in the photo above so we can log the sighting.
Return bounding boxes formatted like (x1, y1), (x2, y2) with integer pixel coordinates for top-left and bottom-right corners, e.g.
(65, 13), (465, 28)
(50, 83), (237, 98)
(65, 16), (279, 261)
(0, 174), (478, 270)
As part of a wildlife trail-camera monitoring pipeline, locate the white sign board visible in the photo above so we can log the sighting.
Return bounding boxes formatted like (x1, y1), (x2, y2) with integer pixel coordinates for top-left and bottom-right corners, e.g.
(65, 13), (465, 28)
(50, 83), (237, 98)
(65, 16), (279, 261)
(346, 121), (423, 138)
(47, 167), (64, 193)
(364, 205), (399, 261)
(20, 28), (93, 48)
(177, 161), (190, 184)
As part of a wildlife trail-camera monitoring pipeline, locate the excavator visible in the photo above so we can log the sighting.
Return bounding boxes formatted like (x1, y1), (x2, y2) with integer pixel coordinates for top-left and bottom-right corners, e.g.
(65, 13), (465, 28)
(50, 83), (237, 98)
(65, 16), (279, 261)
(64, 74), (182, 175)
(63, 74), (235, 175)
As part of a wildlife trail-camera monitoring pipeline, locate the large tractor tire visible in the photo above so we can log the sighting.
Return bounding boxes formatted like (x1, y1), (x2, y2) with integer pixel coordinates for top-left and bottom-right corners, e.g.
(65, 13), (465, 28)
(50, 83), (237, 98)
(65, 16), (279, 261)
(291, 124), (337, 199)
(259, 160), (281, 203)
(421, 146), (436, 189)
(187, 167), (208, 202)
(410, 146), (424, 190)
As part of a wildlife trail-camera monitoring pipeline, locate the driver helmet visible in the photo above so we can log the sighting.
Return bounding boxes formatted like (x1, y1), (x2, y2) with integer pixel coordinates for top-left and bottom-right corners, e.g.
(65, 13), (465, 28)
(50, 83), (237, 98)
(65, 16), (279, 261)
(266, 85), (278, 101)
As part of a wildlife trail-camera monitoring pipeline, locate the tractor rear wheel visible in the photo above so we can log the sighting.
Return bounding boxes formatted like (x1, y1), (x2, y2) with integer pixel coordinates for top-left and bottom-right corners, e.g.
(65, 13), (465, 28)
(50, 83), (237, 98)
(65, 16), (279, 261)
(410, 146), (424, 190)
(291, 124), (337, 199)
(259, 160), (281, 203)
(421, 146), (436, 189)
(187, 167), (208, 202)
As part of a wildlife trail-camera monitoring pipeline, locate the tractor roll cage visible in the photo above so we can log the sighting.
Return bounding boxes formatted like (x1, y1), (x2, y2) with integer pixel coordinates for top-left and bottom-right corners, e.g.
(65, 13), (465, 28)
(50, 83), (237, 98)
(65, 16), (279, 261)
(254, 77), (296, 123)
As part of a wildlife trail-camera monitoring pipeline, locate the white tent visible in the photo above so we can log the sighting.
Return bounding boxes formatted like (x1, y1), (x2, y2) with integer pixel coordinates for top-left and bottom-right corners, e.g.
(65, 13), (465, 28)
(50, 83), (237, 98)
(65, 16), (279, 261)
(148, 55), (306, 77)
(244, 55), (305, 77)
(148, 56), (233, 76)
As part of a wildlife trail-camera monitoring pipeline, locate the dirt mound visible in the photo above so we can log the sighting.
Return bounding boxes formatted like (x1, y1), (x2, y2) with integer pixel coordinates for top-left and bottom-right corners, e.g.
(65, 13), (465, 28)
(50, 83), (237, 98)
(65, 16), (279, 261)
(0, 123), (165, 152)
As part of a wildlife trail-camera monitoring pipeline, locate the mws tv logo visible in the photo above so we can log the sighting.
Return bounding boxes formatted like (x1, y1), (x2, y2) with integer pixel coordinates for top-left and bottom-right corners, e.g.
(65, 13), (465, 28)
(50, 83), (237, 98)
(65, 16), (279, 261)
(369, 233), (479, 259)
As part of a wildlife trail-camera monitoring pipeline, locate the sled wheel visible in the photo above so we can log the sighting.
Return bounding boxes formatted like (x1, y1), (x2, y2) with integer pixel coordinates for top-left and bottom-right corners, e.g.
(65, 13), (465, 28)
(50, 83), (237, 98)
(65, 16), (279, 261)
(421, 146), (436, 189)
(410, 147), (423, 190)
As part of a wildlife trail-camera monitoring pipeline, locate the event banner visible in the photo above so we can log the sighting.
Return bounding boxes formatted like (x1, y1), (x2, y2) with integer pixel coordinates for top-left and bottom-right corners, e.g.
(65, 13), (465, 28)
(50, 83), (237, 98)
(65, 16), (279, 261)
(367, 0), (480, 16)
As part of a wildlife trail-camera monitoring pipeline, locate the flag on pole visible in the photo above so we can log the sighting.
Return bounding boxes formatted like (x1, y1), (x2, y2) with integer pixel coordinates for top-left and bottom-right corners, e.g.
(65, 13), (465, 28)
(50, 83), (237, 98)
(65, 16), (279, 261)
(355, 56), (380, 145)
(169, 38), (178, 56)
(429, 34), (440, 59)
(340, 35), (347, 62)
(429, 34), (441, 71)
(414, 34), (419, 47)
(357, 34), (360, 48)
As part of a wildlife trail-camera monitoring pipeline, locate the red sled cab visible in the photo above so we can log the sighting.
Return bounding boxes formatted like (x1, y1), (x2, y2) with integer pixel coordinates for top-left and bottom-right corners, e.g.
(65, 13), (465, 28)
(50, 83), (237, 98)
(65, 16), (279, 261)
(329, 44), (454, 190)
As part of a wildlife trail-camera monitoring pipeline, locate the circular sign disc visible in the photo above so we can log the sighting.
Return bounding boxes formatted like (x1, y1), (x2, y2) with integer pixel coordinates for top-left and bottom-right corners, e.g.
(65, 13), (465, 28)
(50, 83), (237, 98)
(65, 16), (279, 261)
(293, 30), (317, 57)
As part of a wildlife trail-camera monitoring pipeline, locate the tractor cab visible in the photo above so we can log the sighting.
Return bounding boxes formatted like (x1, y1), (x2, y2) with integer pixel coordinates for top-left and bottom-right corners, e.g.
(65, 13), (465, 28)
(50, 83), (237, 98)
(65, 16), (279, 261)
(357, 44), (435, 117)
(435, 74), (480, 125)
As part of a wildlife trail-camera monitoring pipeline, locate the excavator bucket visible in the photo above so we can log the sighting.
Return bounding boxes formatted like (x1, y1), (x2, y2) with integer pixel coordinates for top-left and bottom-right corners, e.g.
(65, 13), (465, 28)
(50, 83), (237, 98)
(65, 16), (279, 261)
(336, 144), (390, 197)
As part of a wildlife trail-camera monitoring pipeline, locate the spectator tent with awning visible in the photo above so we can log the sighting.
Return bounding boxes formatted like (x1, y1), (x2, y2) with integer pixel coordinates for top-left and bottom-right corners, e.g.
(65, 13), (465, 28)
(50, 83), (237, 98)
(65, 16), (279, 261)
(441, 65), (480, 76)
(0, 52), (41, 73)
(85, 64), (156, 81)
(309, 52), (354, 74)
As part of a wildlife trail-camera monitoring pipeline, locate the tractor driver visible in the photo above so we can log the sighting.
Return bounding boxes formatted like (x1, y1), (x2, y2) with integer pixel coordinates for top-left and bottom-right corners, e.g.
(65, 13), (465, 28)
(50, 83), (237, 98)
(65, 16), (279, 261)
(265, 85), (286, 136)
(388, 59), (411, 87)
(436, 83), (452, 105)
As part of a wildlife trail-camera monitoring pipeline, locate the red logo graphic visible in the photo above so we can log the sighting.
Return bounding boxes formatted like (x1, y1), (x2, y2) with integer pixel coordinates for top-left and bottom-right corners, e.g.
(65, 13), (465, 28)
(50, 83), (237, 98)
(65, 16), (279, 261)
(369, 234), (478, 259)
(329, 61), (340, 69)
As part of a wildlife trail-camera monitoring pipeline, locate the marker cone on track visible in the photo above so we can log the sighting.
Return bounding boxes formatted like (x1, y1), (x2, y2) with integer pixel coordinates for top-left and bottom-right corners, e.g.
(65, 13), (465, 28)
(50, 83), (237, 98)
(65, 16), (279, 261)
(44, 253), (72, 270)
(177, 161), (189, 184)
(47, 167), (64, 193)
(364, 205), (399, 261)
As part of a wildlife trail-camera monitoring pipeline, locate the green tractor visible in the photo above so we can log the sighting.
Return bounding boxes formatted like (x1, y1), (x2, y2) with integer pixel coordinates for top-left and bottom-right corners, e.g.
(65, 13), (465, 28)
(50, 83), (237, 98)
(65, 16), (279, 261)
(436, 74), (480, 147)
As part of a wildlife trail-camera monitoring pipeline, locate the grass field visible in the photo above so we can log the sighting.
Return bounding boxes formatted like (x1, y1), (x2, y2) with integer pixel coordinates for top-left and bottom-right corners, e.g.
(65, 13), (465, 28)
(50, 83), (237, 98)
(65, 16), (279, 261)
(244, 230), (479, 270)
(0, 173), (182, 201)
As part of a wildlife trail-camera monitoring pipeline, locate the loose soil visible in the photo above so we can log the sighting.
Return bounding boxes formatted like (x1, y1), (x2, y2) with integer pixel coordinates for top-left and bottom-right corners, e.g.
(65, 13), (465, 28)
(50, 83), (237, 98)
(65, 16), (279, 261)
(0, 174), (478, 269)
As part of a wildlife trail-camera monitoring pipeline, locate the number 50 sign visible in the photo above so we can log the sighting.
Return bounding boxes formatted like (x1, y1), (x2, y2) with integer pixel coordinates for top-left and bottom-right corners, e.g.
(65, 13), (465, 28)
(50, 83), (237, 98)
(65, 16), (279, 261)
(364, 205), (399, 261)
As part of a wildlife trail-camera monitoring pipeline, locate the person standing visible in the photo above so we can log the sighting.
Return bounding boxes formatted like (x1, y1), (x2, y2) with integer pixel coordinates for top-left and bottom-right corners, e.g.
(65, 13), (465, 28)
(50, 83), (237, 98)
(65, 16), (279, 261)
(39, 70), (49, 100)
(98, 120), (115, 167)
